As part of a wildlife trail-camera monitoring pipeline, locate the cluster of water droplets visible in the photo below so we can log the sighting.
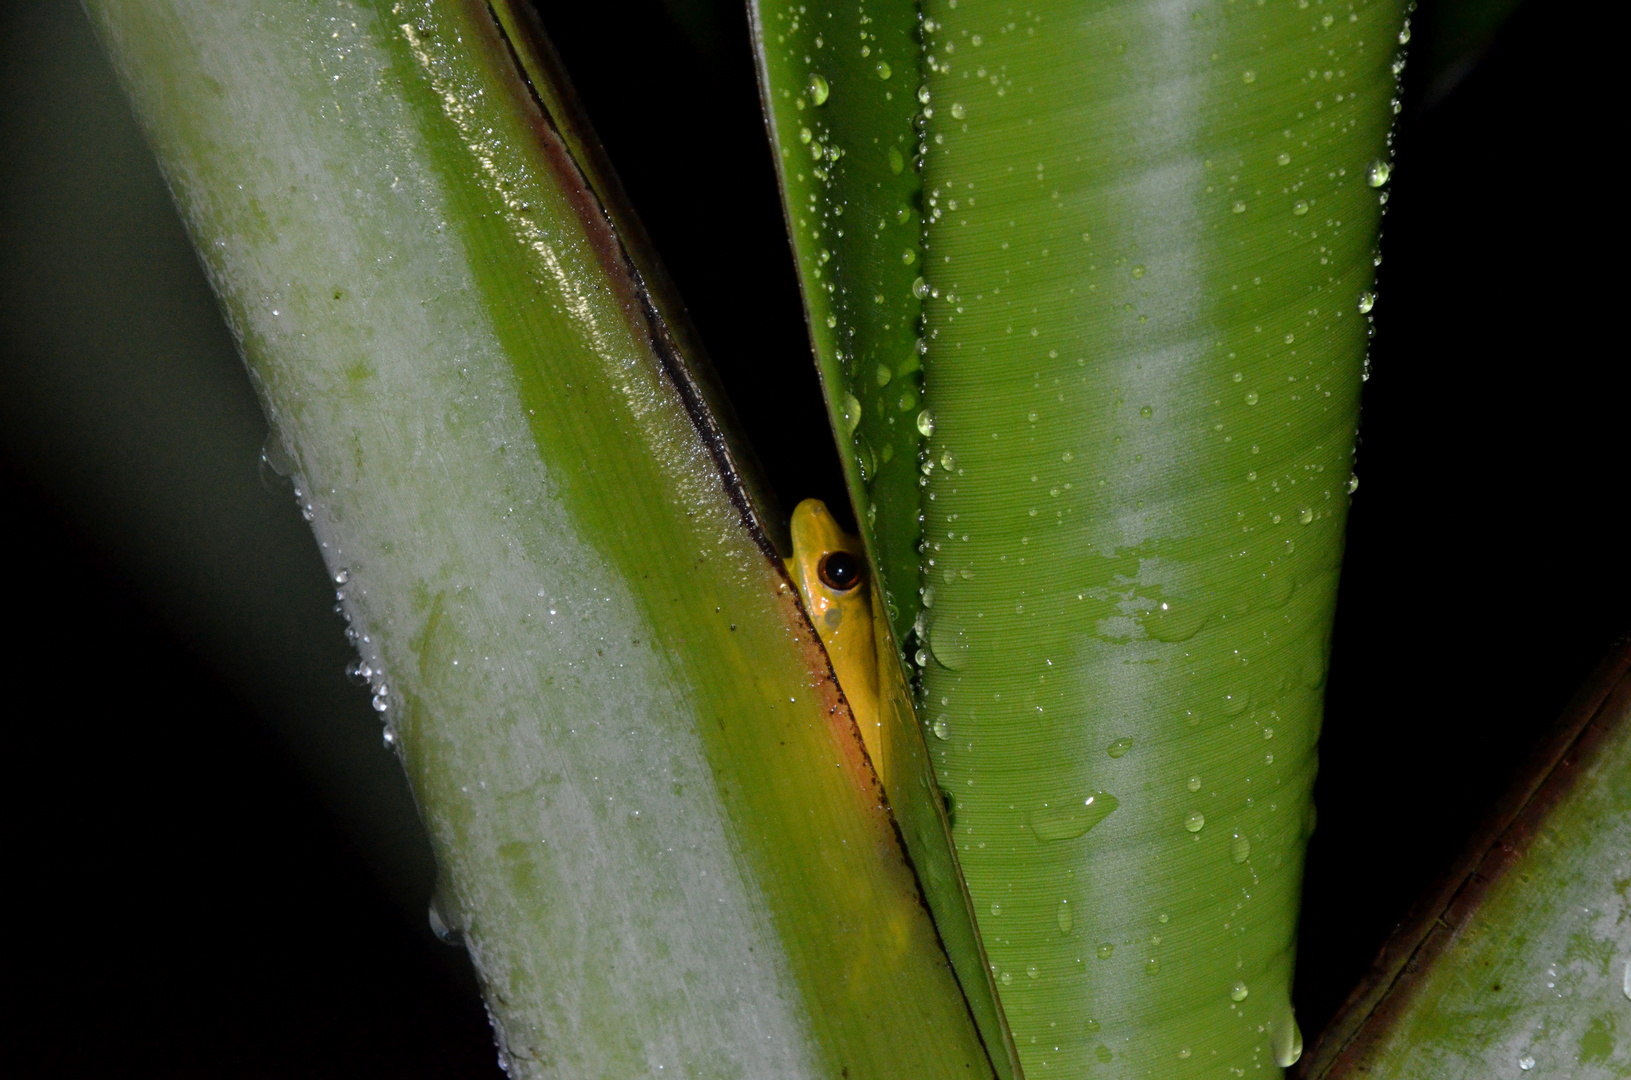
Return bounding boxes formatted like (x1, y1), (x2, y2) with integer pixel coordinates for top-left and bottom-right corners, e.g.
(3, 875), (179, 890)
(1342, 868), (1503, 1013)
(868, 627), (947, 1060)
(264, 438), (396, 748)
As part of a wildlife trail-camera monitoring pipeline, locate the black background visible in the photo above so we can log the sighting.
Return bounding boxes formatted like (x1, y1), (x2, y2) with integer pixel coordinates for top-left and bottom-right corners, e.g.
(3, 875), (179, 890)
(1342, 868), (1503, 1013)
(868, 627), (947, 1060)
(1, 0), (1620, 1073)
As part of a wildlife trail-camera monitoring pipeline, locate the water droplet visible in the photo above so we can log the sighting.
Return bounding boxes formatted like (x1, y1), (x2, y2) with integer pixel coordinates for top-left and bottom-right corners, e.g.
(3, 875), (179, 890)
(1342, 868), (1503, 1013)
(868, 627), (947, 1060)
(1146, 958), (1161, 975)
(932, 715), (950, 740)
(854, 434), (876, 480)
(1026, 964), (1040, 979)
(930, 617), (970, 670)
(1232, 201), (1247, 214)
(901, 248), (917, 265)
(1277, 151), (1291, 166)
(1138, 405), (1154, 421)
(1106, 738), (1134, 758)
(1096, 1045), (1114, 1064)
(1519, 1057), (1535, 1071)
(840, 392), (862, 436)
(1272, 1015), (1304, 1067)
(876, 60), (892, 80)
(989, 900), (1002, 916)
(939, 450), (957, 471)
(888, 146), (904, 174)
(825, 314), (838, 328)
(875, 364), (892, 387)
(1367, 159), (1392, 187)
(1057, 900), (1073, 934)
(1085, 1018), (1102, 1033)
(1130, 265), (1145, 280)
(371, 693), (389, 713)
(428, 881), (463, 945)
(1184, 811), (1206, 833)
(333, 568), (350, 585)
(1097, 942), (1115, 959)
(1031, 792), (1121, 841)
(1187, 776), (1202, 792)
(1231, 833), (1252, 863)
(1299, 508), (1315, 525)
(1242, 70), (1256, 83)
(1000, 970), (1013, 985)
(1398, 20), (1412, 44)
(912, 276), (929, 299)
(1230, 980), (1249, 1002)
(950, 102), (966, 119)
(808, 72), (830, 105)
(1245, 392), (1259, 405)
(917, 85), (931, 104)
(1392, 56), (1407, 77)
(1293, 200), (1309, 216)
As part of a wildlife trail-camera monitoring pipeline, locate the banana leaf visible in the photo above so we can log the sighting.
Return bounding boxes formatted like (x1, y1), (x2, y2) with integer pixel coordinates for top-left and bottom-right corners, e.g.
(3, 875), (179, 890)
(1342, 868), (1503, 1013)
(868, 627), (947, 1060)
(754, 0), (1408, 1073)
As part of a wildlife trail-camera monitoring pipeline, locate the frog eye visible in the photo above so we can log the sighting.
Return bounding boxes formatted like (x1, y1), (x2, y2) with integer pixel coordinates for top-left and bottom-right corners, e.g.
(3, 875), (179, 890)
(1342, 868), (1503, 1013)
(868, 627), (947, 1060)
(818, 550), (862, 592)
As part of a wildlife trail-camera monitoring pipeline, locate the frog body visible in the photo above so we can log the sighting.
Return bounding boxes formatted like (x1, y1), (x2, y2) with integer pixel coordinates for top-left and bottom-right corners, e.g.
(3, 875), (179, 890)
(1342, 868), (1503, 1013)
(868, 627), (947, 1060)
(785, 499), (882, 775)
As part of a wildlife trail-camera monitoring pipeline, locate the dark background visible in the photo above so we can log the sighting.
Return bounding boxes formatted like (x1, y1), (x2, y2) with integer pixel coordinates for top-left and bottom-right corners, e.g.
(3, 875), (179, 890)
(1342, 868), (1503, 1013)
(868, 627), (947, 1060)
(1, 0), (1618, 1074)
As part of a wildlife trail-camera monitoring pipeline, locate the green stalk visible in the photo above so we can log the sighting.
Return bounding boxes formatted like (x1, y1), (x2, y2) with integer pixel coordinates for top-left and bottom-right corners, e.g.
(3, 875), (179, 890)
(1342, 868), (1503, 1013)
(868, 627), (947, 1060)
(914, 1), (1404, 1072)
(1304, 645), (1631, 1079)
(86, 0), (992, 1074)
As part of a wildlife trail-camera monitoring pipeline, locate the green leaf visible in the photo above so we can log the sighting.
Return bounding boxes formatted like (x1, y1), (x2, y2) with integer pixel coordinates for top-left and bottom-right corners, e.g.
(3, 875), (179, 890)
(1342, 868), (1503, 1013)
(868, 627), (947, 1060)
(85, 0), (994, 1074)
(751, 4), (1022, 1074)
(1303, 645), (1631, 1079)
(761, 0), (1405, 1074)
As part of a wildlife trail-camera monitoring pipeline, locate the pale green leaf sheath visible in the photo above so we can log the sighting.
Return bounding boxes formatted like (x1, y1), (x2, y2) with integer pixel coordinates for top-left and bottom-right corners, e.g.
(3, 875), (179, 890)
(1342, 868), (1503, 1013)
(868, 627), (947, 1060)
(1309, 654), (1631, 1079)
(86, 0), (993, 1075)
(915, 0), (1405, 1074)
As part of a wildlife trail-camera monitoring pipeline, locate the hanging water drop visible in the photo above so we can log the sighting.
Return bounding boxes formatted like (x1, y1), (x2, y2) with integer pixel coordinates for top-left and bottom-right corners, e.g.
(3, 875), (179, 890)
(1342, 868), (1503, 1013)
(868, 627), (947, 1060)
(1272, 1014), (1304, 1067)
(1358, 291), (1376, 314)
(808, 72), (830, 105)
(1367, 159), (1392, 187)
(916, 409), (937, 437)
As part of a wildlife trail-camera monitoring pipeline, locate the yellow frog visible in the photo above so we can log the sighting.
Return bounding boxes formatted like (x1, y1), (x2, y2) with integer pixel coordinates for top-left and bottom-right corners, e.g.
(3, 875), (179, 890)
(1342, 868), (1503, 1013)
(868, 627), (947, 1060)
(785, 499), (882, 773)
